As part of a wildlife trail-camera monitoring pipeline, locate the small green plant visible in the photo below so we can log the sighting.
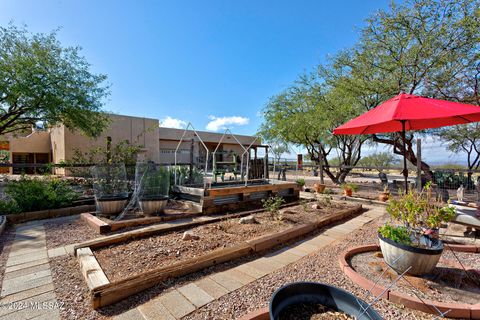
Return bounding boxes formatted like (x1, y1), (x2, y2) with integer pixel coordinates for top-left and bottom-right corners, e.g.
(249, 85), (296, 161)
(300, 199), (309, 211)
(323, 188), (335, 195)
(296, 178), (305, 187)
(378, 224), (412, 246)
(382, 182), (456, 247)
(262, 195), (285, 220)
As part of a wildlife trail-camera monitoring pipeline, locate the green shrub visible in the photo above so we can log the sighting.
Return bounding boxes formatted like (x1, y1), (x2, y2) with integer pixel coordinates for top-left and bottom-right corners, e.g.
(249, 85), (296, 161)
(0, 198), (21, 214)
(4, 177), (79, 213)
(378, 224), (412, 246)
(262, 195), (285, 220)
(296, 178), (305, 187)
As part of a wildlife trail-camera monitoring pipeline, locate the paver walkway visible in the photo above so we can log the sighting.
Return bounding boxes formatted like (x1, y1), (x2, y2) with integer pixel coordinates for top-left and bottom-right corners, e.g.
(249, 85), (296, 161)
(0, 216), (79, 320)
(113, 205), (386, 320)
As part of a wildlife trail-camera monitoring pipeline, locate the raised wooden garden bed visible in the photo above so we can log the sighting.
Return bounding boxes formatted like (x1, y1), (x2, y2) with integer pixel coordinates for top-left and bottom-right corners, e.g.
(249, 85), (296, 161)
(75, 203), (362, 309)
(80, 199), (203, 234)
(175, 179), (300, 214)
(5, 203), (95, 224)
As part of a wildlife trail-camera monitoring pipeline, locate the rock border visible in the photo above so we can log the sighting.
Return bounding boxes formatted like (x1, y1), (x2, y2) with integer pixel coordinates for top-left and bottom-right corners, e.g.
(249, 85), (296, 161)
(339, 244), (480, 319)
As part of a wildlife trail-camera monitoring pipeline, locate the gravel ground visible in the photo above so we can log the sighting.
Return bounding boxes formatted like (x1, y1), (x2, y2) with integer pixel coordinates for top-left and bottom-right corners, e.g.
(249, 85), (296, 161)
(45, 218), (102, 249)
(351, 251), (480, 304)
(94, 203), (353, 282)
(0, 225), (15, 291)
(184, 215), (439, 320)
(50, 255), (109, 320)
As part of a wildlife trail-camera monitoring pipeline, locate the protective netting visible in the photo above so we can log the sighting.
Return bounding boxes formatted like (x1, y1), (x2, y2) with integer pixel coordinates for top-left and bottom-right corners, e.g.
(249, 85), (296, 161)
(136, 162), (170, 200)
(90, 163), (128, 200)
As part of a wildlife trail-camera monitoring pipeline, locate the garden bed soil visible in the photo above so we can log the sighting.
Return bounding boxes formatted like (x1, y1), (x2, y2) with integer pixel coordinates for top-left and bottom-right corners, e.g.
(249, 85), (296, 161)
(350, 251), (480, 304)
(94, 201), (355, 282)
(45, 218), (103, 249)
(279, 303), (353, 320)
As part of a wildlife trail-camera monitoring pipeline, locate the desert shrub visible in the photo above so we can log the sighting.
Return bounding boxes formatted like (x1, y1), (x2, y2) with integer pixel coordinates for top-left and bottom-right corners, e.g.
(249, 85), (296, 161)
(4, 177), (79, 212)
(0, 197), (21, 214)
(262, 195), (285, 220)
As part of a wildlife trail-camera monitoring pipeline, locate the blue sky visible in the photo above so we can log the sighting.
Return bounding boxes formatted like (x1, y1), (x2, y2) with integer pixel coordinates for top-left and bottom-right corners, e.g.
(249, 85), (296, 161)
(0, 0), (465, 164)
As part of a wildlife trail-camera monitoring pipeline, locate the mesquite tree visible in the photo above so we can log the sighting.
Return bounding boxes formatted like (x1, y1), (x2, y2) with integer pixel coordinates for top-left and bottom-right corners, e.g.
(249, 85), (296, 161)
(0, 24), (110, 137)
(324, 0), (479, 176)
(259, 72), (367, 184)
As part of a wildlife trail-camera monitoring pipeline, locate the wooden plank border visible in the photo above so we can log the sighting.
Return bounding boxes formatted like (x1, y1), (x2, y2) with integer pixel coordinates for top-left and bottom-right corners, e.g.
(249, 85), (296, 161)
(82, 204), (362, 309)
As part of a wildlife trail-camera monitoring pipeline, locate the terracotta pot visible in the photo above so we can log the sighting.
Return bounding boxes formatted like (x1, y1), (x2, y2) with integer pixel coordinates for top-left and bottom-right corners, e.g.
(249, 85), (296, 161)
(378, 192), (390, 202)
(343, 189), (353, 197)
(378, 233), (443, 276)
(313, 183), (326, 193)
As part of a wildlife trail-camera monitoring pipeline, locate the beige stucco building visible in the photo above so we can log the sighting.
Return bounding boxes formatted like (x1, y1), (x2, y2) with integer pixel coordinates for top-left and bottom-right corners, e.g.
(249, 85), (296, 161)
(0, 114), (260, 174)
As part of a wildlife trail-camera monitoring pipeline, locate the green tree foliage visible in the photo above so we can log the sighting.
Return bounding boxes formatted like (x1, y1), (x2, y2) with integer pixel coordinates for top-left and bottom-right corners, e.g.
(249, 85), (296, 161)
(259, 72), (367, 184)
(325, 0), (479, 175)
(358, 152), (399, 171)
(0, 24), (110, 137)
(436, 123), (480, 174)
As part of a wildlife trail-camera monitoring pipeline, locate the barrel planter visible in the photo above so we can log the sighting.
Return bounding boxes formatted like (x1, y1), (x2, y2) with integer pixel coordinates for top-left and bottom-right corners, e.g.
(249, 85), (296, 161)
(139, 195), (169, 216)
(95, 196), (128, 217)
(378, 233), (443, 276)
(269, 282), (381, 320)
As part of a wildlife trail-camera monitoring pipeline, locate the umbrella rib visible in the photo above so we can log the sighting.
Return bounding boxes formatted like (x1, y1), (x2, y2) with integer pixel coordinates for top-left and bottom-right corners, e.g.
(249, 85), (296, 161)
(456, 115), (472, 123)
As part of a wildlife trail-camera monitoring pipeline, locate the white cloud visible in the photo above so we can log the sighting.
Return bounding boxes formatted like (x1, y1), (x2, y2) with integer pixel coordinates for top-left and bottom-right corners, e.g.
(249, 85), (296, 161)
(160, 116), (187, 129)
(206, 115), (249, 132)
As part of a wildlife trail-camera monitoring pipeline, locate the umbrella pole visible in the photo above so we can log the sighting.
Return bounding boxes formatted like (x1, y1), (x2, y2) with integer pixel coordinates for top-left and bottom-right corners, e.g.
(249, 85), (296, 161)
(401, 121), (408, 193)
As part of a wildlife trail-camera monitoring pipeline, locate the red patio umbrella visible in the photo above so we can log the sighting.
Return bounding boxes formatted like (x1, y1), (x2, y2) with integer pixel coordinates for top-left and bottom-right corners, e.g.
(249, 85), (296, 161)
(333, 93), (480, 191)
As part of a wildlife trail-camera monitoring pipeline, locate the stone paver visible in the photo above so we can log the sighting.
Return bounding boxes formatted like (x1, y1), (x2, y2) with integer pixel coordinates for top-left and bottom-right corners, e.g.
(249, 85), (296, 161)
(113, 307), (146, 320)
(0, 223), (60, 320)
(138, 300), (175, 320)
(194, 277), (229, 299)
(112, 205), (386, 319)
(177, 283), (214, 308)
(47, 247), (67, 259)
(157, 290), (196, 319)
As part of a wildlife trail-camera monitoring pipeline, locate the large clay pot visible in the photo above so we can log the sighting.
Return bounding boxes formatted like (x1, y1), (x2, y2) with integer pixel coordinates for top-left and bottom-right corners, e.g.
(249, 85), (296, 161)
(378, 192), (390, 202)
(270, 282), (382, 320)
(378, 233), (443, 276)
(139, 196), (169, 216)
(313, 183), (326, 193)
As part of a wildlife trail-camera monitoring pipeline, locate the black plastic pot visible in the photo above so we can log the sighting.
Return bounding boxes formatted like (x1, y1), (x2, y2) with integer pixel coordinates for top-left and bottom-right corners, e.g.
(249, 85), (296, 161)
(269, 282), (382, 320)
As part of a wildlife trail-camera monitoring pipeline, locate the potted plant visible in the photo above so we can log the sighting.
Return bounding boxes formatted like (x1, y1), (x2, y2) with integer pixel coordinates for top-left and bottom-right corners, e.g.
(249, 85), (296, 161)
(296, 178), (305, 191)
(138, 164), (170, 216)
(91, 164), (129, 218)
(378, 185), (390, 202)
(341, 182), (358, 197)
(378, 183), (456, 275)
(313, 182), (326, 193)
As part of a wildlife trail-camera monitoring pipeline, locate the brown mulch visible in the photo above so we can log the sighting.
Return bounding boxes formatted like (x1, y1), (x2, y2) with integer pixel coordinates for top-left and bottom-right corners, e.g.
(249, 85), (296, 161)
(184, 214), (438, 320)
(44, 218), (102, 249)
(94, 203), (353, 282)
(351, 251), (480, 304)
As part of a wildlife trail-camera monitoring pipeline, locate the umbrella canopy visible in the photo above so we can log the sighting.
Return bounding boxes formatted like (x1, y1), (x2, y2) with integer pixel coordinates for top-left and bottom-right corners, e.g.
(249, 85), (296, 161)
(333, 93), (480, 191)
(333, 93), (480, 135)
